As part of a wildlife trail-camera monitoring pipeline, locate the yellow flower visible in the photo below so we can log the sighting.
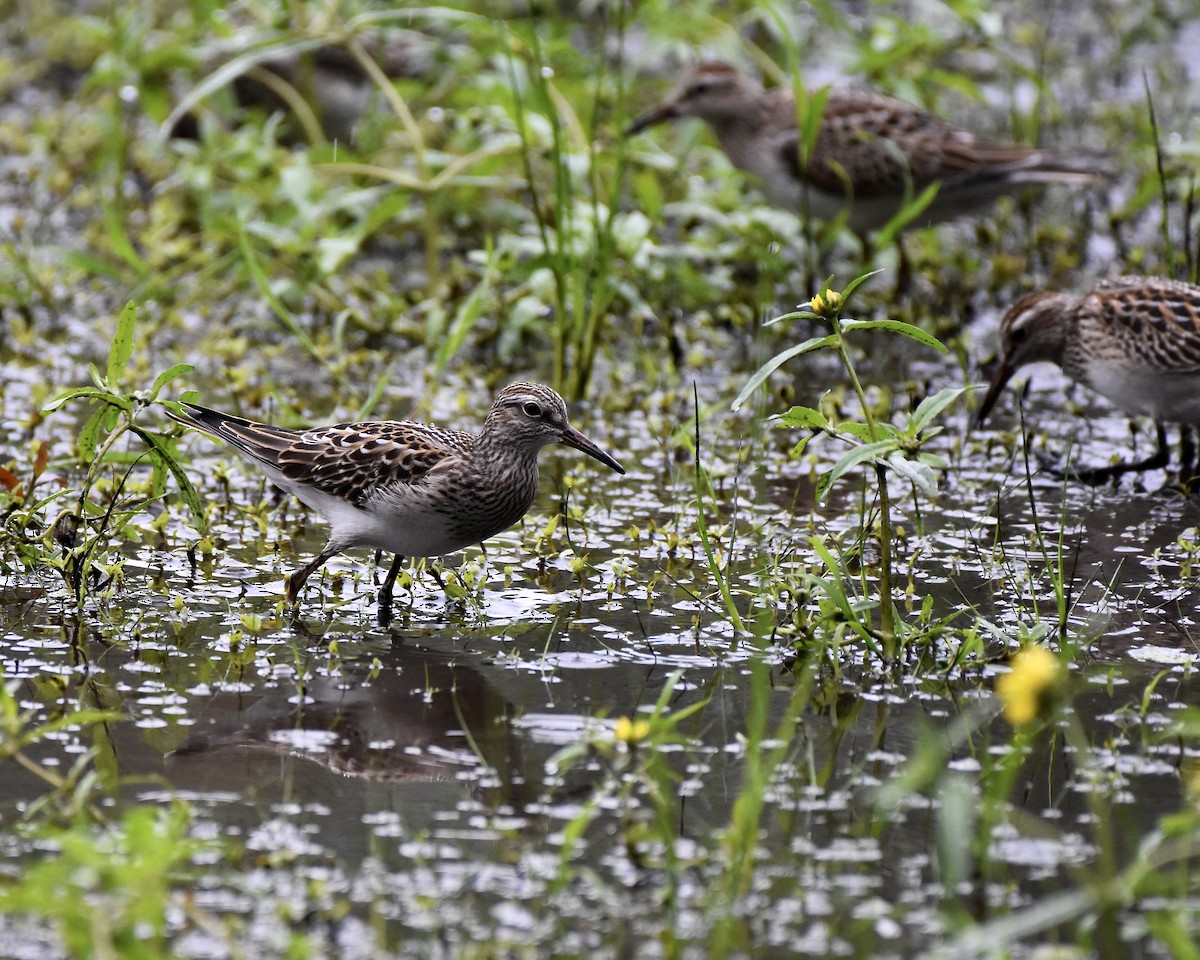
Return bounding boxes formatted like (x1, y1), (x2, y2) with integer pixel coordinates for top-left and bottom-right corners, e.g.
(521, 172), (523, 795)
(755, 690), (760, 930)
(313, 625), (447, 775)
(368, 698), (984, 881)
(996, 645), (1064, 725)
(810, 289), (842, 317)
(614, 716), (651, 744)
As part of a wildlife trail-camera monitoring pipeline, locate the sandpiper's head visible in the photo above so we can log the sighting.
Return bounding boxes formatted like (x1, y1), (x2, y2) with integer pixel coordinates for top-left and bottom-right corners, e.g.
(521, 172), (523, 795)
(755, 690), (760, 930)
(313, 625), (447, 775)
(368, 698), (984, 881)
(625, 61), (759, 135)
(486, 383), (625, 474)
(976, 290), (1075, 426)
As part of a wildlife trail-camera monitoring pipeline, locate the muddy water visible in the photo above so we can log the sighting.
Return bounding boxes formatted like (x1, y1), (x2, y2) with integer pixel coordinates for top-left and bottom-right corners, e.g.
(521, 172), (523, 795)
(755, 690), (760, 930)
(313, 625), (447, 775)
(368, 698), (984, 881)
(3, 365), (1200, 955)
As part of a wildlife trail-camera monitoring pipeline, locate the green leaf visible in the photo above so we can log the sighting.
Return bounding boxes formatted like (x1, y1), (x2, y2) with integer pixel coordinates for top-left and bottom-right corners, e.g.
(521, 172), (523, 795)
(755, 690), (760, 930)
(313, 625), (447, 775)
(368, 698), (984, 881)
(237, 220), (324, 365)
(102, 199), (146, 277)
(839, 269), (885, 302)
(797, 85), (829, 158)
(354, 364), (397, 421)
(161, 36), (330, 136)
(806, 536), (877, 644)
(772, 405), (829, 430)
(43, 389), (132, 414)
(107, 301), (138, 386)
(762, 309), (818, 327)
(886, 451), (941, 497)
(59, 248), (129, 281)
(840, 318), (947, 353)
(433, 258), (493, 378)
(731, 334), (837, 410)
(147, 451), (169, 500)
(77, 406), (108, 463)
(316, 236), (360, 275)
(150, 363), (194, 399)
(347, 6), (491, 30)
(130, 426), (207, 530)
(818, 438), (897, 502)
(875, 182), (940, 246)
(907, 385), (967, 432)
(836, 421), (878, 443)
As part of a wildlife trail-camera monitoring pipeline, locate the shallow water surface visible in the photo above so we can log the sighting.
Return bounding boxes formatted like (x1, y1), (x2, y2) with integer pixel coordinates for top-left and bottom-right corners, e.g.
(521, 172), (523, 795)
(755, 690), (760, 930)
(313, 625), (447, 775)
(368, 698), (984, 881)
(4, 0), (1200, 956)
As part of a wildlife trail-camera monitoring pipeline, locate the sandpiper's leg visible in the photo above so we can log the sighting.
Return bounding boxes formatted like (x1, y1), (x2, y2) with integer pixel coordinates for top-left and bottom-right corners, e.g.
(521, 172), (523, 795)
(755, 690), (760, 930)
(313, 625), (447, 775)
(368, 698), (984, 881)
(1074, 421), (1171, 485)
(380, 554), (406, 607)
(286, 544), (340, 602)
(375, 555), (408, 628)
(1179, 425), (1197, 480)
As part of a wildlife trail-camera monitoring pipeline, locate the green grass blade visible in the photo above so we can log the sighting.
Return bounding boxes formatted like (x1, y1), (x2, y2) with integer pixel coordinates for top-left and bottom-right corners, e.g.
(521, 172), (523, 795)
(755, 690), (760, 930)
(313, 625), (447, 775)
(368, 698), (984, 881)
(131, 425), (207, 530)
(43, 389), (133, 414)
(161, 36), (329, 136)
(908, 386), (967, 432)
(235, 220), (325, 366)
(149, 363), (195, 399)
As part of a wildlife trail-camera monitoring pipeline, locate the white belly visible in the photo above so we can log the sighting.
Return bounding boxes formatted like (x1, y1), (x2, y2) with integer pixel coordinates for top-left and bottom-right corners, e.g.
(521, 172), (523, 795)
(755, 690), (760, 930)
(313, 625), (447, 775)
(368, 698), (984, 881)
(1087, 362), (1200, 424)
(275, 477), (487, 558)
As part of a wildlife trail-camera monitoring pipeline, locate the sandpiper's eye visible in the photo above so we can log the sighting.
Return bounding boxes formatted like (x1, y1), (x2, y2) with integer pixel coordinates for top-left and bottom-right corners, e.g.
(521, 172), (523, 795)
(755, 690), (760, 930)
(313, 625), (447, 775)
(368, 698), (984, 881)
(689, 79), (712, 97)
(521, 401), (543, 418)
(1008, 325), (1030, 346)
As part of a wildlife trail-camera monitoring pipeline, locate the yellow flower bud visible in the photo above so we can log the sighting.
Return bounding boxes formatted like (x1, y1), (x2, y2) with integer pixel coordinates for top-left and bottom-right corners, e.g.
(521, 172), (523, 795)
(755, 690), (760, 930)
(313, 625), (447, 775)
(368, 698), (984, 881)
(810, 289), (842, 318)
(996, 645), (1064, 725)
(614, 716), (651, 744)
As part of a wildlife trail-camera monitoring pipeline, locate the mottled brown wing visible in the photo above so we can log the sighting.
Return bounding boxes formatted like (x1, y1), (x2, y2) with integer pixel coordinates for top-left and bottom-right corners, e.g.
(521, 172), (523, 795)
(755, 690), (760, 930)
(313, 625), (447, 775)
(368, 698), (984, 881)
(273, 422), (471, 506)
(785, 89), (1038, 198)
(1095, 277), (1200, 372)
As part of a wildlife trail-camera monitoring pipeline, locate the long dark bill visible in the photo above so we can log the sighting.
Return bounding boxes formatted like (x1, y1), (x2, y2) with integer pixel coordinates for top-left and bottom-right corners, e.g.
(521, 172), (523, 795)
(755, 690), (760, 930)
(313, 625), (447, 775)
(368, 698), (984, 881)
(624, 102), (679, 137)
(560, 425), (625, 474)
(974, 361), (1016, 429)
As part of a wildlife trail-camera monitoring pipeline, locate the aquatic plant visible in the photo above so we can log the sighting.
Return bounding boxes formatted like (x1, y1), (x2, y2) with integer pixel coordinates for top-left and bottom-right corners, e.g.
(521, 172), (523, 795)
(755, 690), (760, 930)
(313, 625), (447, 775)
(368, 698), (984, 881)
(734, 274), (968, 659)
(1, 2), (1198, 958)
(21, 302), (200, 615)
(0, 803), (210, 960)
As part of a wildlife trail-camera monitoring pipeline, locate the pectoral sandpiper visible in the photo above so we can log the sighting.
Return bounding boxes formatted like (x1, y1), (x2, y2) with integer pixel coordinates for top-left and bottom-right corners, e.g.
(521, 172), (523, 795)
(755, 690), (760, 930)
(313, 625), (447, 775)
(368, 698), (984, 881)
(626, 61), (1105, 235)
(976, 276), (1200, 482)
(168, 383), (625, 611)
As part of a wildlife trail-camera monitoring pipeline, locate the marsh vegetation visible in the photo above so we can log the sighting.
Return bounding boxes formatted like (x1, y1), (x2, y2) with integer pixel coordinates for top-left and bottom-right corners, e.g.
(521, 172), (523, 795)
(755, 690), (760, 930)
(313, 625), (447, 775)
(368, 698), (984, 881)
(2, 1), (1200, 957)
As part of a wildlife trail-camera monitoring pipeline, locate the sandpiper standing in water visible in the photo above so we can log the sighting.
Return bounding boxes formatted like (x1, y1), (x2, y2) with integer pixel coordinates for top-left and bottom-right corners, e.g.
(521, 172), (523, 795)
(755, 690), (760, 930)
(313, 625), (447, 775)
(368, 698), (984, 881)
(168, 382), (625, 615)
(976, 276), (1200, 482)
(626, 61), (1106, 236)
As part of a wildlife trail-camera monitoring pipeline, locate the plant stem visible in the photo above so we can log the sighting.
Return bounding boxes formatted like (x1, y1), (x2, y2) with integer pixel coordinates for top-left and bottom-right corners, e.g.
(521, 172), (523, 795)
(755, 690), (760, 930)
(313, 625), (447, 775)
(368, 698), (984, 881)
(874, 462), (897, 656)
(831, 314), (897, 654)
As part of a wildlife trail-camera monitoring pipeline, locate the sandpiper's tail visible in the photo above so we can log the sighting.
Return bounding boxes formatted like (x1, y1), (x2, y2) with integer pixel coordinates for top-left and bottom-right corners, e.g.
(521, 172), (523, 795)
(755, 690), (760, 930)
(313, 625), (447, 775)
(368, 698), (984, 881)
(167, 402), (297, 467)
(969, 144), (1114, 186)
